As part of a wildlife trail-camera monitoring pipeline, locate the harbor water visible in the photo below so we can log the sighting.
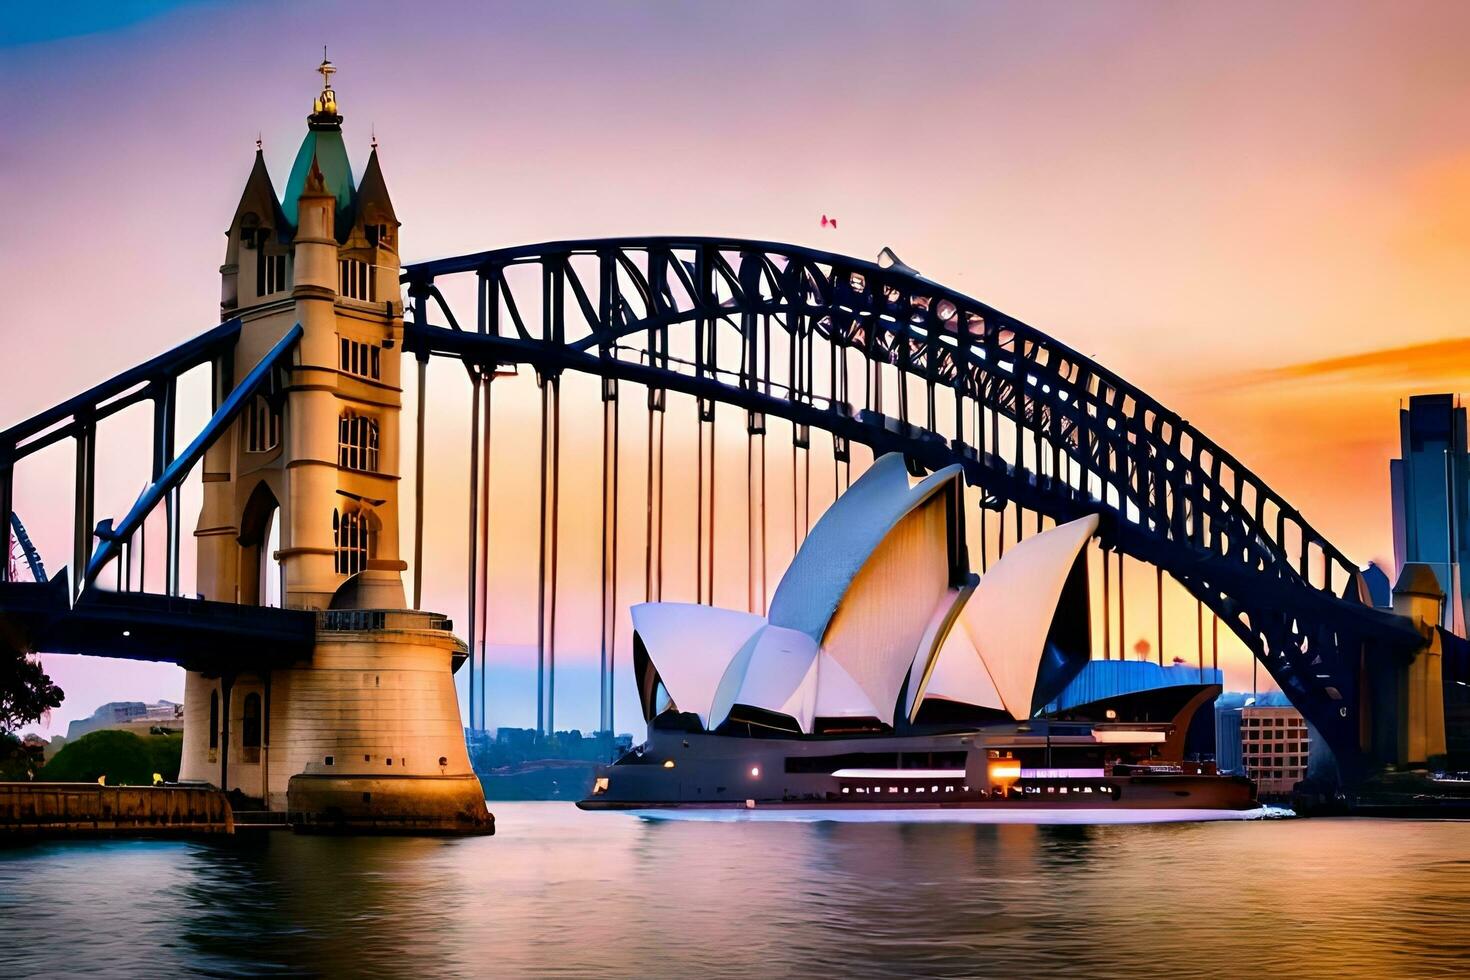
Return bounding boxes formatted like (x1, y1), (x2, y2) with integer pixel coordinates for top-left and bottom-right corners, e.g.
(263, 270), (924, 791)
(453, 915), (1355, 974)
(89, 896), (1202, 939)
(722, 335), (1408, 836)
(2, 803), (1468, 978)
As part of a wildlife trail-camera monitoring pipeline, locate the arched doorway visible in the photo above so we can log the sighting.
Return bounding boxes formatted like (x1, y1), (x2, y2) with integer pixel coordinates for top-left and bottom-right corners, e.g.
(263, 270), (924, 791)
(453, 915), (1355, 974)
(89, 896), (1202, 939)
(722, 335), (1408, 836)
(239, 480), (283, 607)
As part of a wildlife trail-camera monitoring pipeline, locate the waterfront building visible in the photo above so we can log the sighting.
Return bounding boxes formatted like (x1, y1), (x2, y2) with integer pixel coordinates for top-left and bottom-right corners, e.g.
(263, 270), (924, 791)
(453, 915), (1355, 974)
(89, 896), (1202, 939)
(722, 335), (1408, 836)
(1214, 692), (1296, 778)
(585, 454), (1251, 812)
(1045, 660), (1224, 760)
(1390, 394), (1469, 636)
(1234, 699), (1310, 794)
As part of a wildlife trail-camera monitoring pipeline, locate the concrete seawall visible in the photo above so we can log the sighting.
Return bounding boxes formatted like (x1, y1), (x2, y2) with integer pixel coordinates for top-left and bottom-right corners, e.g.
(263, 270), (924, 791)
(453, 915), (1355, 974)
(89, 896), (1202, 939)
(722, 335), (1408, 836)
(0, 783), (234, 837)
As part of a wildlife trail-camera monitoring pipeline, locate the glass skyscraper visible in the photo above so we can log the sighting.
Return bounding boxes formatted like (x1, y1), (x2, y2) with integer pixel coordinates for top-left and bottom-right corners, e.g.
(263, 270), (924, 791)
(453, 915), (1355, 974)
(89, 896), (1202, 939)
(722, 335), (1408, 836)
(1390, 394), (1469, 637)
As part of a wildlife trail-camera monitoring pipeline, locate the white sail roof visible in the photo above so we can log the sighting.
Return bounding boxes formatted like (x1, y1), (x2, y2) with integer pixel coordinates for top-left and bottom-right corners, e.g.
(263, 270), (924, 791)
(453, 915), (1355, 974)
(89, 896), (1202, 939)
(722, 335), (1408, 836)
(628, 455), (1096, 735)
(630, 602), (765, 727)
(707, 623), (820, 731)
(920, 608), (1005, 711)
(940, 514), (1099, 719)
(768, 453), (963, 642)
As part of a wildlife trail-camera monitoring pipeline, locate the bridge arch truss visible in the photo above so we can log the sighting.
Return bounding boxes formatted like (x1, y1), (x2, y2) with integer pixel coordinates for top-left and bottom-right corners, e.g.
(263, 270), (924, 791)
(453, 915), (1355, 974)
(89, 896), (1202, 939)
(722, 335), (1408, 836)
(402, 236), (1422, 773)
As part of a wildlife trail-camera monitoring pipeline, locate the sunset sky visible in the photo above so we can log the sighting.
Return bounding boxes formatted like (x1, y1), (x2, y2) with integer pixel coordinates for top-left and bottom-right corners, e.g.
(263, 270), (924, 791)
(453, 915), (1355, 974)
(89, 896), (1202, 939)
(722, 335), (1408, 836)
(3, 1), (1469, 736)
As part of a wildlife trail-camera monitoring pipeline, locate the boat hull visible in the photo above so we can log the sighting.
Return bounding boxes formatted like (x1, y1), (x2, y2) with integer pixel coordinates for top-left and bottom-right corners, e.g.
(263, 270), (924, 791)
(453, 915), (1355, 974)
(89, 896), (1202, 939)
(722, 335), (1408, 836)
(577, 728), (1257, 813)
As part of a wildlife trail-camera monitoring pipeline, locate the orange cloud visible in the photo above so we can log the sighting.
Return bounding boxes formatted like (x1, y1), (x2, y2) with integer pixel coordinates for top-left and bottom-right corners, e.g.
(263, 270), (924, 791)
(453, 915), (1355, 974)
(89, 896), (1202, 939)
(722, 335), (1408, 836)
(1212, 337), (1470, 392)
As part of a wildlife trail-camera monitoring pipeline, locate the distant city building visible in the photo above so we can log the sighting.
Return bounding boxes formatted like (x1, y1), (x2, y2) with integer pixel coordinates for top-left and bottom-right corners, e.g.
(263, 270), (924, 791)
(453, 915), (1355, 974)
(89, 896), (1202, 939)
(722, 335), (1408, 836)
(1211, 690), (1305, 787)
(1242, 705), (1311, 794)
(66, 700), (182, 741)
(1214, 692), (1310, 794)
(1390, 394), (1468, 636)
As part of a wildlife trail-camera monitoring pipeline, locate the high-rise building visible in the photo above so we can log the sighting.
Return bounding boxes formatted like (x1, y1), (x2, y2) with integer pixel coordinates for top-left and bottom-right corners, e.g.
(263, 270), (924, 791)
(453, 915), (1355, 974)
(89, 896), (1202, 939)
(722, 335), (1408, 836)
(1390, 394), (1469, 637)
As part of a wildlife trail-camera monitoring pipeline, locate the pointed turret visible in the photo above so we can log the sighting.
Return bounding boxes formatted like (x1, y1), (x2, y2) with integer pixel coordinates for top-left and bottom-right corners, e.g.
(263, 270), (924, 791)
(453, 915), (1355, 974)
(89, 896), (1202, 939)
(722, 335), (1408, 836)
(222, 142), (290, 316)
(355, 146), (398, 231)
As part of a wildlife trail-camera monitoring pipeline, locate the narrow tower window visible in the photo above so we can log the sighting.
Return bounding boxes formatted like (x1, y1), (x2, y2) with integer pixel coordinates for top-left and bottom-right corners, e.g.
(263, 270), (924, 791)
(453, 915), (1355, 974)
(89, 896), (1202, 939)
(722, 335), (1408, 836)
(257, 252), (288, 297)
(339, 338), (382, 381)
(339, 258), (376, 302)
(338, 412), (380, 472)
(208, 690), (220, 751)
(244, 394), (281, 453)
(333, 507), (376, 576)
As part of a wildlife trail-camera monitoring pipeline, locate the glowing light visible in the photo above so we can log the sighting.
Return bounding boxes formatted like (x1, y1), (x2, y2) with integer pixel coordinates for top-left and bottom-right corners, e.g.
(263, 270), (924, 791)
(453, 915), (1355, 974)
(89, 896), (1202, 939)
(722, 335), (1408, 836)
(663, 759), (675, 769)
(750, 766), (760, 777)
(1105, 709), (1117, 719)
(122, 630), (131, 637)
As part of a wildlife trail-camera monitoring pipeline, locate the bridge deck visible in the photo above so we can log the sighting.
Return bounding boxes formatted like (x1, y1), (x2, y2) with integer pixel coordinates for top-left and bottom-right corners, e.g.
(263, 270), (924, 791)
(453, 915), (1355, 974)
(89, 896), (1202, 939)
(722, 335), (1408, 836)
(0, 576), (315, 674)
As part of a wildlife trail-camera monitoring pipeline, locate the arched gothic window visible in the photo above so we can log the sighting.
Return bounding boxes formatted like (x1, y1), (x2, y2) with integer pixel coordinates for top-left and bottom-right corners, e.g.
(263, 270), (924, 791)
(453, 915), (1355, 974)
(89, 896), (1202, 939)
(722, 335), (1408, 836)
(333, 507), (376, 576)
(338, 412), (380, 472)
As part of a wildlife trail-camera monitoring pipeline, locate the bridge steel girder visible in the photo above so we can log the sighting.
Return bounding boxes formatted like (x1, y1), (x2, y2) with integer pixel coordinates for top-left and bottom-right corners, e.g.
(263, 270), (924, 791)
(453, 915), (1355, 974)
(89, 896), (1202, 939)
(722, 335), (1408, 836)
(0, 319), (244, 590)
(404, 237), (1423, 777)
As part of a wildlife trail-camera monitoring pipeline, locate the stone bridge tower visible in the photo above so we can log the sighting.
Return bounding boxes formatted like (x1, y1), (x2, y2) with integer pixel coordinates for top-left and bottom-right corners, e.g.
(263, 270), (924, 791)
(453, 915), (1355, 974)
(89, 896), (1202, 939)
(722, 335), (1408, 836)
(177, 60), (488, 832)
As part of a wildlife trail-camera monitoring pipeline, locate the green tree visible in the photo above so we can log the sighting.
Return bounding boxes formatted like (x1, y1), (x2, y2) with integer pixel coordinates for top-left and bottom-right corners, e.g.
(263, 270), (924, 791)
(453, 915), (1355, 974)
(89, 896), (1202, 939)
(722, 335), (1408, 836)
(39, 730), (183, 785)
(0, 651), (61, 779)
(0, 649), (64, 734)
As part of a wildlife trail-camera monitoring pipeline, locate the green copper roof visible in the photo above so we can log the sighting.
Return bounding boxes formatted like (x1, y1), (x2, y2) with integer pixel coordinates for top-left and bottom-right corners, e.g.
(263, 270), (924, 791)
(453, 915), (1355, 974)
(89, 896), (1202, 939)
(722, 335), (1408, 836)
(281, 125), (356, 237)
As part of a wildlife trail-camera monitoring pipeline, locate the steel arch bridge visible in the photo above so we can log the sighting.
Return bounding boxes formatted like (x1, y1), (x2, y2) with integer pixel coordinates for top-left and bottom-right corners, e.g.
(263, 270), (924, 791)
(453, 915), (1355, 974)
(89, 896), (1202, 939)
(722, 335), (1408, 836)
(0, 235), (1433, 781)
(400, 236), (1425, 776)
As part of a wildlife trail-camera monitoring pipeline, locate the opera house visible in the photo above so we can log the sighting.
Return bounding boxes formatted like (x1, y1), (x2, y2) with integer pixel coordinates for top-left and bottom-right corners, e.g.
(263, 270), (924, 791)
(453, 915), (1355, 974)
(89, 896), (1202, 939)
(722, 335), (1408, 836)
(581, 454), (1255, 813)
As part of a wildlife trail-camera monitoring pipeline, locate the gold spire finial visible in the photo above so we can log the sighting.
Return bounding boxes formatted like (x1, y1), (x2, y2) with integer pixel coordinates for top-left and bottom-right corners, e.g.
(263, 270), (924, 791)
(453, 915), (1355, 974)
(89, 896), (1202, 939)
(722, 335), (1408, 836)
(314, 47), (338, 117)
(318, 47), (336, 91)
(371, 124), (377, 150)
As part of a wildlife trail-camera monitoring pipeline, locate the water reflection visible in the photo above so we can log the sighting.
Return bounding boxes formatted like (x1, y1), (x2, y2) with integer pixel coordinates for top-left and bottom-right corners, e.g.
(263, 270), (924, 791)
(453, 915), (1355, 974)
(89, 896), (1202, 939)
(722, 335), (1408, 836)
(3, 806), (1469, 978)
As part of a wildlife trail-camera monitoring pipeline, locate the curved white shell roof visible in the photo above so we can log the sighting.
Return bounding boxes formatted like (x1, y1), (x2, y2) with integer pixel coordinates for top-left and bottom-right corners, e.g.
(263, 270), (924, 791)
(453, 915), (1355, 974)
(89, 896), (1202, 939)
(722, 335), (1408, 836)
(628, 454), (1100, 734)
(707, 623), (819, 730)
(768, 453), (963, 642)
(921, 514), (1099, 719)
(630, 602), (764, 727)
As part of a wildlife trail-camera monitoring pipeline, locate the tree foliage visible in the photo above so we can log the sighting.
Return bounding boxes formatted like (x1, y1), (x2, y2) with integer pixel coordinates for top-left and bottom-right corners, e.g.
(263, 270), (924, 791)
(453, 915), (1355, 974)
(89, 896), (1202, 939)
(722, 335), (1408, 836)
(0, 649), (63, 734)
(39, 730), (182, 785)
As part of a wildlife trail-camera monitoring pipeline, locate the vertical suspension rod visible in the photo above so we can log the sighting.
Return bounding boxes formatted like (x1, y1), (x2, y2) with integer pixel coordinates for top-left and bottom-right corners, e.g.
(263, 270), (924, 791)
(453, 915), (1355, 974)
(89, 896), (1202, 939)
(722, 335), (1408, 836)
(476, 376), (493, 731)
(600, 379), (620, 739)
(1197, 597), (1205, 682)
(1101, 543), (1111, 660)
(465, 371), (482, 731)
(1156, 565), (1165, 666)
(536, 374), (551, 735)
(1118, 552), (1126, 659)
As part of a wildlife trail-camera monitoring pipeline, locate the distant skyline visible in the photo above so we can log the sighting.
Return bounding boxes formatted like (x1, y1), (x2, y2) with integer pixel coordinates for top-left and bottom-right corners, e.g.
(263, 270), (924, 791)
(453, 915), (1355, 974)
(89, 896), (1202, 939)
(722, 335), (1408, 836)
(5, 1), (1470, 735)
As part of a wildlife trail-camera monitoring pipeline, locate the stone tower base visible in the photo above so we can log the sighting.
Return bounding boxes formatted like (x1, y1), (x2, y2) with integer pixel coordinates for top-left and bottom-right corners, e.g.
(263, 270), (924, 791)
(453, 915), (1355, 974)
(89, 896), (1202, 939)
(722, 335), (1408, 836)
(288, 772), (492, 834)
(179, 609), (492, 835)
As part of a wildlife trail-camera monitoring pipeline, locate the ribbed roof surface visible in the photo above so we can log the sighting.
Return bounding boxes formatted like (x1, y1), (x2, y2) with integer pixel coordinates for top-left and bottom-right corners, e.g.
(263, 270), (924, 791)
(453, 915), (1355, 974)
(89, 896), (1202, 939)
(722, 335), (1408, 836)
(768, 454), (962, 642)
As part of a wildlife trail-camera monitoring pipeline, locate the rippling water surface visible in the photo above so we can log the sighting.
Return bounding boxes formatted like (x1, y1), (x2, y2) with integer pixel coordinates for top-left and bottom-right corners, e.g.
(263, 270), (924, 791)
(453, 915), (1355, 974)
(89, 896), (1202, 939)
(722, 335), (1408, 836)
(3, 805), (1469, 978)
